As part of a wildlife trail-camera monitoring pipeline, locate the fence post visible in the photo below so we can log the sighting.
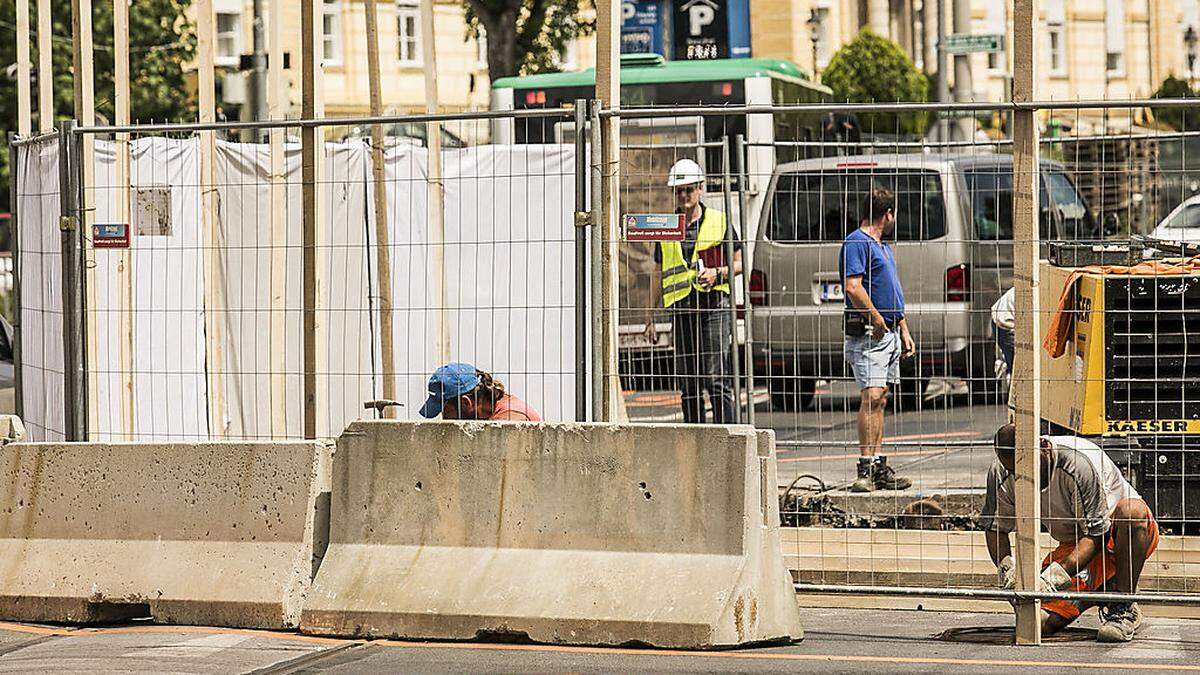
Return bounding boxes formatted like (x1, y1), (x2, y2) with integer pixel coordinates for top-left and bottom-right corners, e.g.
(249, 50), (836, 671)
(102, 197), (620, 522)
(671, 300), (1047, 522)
(9, 135), (23, 423)
(574, 99), (590, 422)
(719, 136), (742, 424)
(589, 100), (604, 423)
(57, 120), (86, 442)
(301, 0), (318, 440)
(1011, 0), (1042, 646)
(734, 133), (755, 427)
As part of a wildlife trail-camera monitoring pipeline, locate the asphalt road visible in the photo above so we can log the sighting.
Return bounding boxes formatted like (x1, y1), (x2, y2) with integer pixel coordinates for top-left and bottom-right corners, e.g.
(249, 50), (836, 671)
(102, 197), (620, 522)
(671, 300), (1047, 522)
(2, 608), (1197, 674)
(626, 378), (1007, 493)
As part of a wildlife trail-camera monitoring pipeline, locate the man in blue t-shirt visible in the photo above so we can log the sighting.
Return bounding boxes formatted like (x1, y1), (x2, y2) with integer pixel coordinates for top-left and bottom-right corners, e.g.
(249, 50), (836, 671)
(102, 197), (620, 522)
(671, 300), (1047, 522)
(840, 187), (915, 492)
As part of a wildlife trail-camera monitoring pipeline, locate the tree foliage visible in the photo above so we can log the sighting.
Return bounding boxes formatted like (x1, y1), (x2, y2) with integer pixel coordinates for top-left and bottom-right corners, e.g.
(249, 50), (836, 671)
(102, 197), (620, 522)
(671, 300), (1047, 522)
(1151, 74), (1198, 132)
(464, 0), (593, 82)
(820, 29), (929, 137)
(0, 0), (196, 213)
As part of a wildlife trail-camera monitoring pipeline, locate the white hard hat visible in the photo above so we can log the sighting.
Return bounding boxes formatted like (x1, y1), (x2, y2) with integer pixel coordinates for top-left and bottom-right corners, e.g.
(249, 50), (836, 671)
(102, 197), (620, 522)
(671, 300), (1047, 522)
(667, 158), (705, 187)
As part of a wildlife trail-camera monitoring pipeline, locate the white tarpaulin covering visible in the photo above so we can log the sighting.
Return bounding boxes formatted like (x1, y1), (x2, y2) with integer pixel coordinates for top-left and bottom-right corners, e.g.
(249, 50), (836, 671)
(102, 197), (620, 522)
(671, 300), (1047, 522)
(15, 138), (66, 441)
(377, 144), (577, 423)
(16, 137), (575, 439)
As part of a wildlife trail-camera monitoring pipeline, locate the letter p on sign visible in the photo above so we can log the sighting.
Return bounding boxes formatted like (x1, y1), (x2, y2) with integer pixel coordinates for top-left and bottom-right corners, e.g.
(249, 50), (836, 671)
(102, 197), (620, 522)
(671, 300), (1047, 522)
(689, 4), (714, 35)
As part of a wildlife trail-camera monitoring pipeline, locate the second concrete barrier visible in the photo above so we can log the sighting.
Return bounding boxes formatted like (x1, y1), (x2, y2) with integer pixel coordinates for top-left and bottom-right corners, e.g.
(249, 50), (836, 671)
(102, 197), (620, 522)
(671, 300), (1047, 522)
(300, 421), (802, 648)
(0, 440), (331, 628)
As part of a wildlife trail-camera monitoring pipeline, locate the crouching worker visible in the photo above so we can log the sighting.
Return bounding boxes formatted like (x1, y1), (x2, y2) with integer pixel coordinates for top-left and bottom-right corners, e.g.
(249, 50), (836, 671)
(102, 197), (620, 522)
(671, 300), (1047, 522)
(418, 362), (542, 422)
(982, 423), (1158, 642)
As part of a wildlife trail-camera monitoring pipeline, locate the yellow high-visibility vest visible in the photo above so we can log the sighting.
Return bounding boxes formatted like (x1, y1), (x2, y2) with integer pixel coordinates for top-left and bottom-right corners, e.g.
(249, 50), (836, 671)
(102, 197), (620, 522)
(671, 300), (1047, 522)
(659, 207), (730, 308)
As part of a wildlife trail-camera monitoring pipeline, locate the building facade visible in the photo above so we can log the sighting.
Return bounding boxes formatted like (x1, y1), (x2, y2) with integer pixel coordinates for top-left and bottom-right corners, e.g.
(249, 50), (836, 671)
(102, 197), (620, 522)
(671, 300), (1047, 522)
(204, 0), (1200, 118)
(751, 0), (1200, 103)
(206, 0), (589, 116)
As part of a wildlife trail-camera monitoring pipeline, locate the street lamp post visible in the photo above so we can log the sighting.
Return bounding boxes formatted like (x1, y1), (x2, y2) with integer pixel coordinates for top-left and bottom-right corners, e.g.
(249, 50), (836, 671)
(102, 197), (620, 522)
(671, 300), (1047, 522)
(807, 8), (824, 78)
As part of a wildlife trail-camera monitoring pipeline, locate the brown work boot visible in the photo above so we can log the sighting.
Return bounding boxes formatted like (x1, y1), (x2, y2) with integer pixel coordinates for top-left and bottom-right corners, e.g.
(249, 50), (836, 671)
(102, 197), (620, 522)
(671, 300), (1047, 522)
(872, 456), (912, 491)
(850, 458), (875, 492)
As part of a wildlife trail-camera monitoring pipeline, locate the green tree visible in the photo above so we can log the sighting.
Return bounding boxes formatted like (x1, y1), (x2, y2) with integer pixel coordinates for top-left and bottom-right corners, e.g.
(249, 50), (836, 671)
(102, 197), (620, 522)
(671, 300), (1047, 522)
(464, 0), (593, 81)
(1150, 74), (1197, 131)
(0, 0), (196, 213)
(820, 29), (929, 137)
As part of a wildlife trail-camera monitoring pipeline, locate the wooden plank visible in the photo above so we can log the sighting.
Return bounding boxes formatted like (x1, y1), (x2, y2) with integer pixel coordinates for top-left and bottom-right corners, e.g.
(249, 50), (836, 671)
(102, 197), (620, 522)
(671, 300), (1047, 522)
(37, 0), (51, 132)
(363, 0), (396, 414)
(421, 0), (449, 364)
(267, 0), (287, 436)
(196, 0), (225, 438)
(301, 0), (318, 439)
(16, 0), (32, 136)
(1010, 0), (1041, 647)
(114, 0), (134, 440)
(595, 0), (623, 421)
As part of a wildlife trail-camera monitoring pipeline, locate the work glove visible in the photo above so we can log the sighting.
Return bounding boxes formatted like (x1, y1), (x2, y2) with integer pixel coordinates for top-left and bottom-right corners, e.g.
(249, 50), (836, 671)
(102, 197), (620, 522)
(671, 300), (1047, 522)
(996, 555), (1016, 590)
(1038, 561), (1073, 592)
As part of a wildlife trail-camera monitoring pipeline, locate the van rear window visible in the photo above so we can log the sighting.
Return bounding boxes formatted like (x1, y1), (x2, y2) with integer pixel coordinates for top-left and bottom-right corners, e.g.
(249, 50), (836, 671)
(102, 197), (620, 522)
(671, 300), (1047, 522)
(766, 169), (947, 242)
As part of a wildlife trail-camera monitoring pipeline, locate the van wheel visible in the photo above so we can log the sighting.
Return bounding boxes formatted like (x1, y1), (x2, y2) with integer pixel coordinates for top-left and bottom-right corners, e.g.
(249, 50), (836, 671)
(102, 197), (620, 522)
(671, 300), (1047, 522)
(769, 376), (815, 412)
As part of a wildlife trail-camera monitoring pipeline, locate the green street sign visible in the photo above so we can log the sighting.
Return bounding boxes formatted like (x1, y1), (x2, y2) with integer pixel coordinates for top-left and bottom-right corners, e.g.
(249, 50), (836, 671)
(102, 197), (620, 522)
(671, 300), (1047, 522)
(941, 33), (1003, 55)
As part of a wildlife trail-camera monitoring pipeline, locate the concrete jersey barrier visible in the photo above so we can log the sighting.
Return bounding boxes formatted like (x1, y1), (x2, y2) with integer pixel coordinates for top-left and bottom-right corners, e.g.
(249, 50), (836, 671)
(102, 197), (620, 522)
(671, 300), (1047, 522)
(0, 441), (332, 628)
(300, 421), (802, 648)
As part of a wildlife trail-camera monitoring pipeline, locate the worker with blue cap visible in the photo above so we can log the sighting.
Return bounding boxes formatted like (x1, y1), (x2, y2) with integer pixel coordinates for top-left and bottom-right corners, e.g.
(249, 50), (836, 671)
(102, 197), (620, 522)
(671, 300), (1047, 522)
(418, 362), (541, 421)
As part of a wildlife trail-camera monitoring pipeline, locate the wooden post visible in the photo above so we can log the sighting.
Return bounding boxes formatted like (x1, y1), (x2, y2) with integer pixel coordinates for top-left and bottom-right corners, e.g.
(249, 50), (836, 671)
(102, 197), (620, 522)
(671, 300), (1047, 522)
(16, 0), (32, 136)
(197, 0), (226, 438)
(421, 0), (449, 364)
(302, 0), (319, 438)
(1010, 0), (1042, 647)
(71, 0), (97, 439)
(267, 0), (287, 436)
(364, 0), (397, 414)
(37, 0), (52, 132)
(114, 0), (134, 439)
(595, 0), (622, 421)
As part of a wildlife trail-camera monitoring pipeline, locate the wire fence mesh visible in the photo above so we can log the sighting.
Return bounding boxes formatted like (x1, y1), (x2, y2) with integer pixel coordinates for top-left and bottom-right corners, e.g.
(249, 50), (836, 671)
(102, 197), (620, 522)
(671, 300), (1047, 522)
(10, 99), (1200, 610)
(12, 110), (579, 442)
(607, 101), (1200, 608)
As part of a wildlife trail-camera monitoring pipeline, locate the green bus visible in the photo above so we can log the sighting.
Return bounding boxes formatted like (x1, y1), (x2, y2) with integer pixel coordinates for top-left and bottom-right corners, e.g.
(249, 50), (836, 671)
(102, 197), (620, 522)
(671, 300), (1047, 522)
(491, 54), (833, 181)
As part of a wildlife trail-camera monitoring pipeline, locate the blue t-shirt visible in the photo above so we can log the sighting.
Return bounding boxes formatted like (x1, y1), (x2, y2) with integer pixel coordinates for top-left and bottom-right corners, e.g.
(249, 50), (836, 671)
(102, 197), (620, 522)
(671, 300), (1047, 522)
(839, 229), (905, 323)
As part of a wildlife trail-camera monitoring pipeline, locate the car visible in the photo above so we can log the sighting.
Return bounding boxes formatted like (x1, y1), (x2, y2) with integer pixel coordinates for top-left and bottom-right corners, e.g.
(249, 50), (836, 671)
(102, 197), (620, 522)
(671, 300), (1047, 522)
(1149, 195), (1200, 244)
(749, 153), (1098, 411)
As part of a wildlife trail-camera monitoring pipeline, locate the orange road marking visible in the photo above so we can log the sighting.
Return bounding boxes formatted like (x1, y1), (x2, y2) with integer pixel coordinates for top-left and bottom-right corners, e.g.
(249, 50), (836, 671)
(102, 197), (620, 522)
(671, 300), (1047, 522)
(778, 431), (980, 463)
(0, 622), (66, 636)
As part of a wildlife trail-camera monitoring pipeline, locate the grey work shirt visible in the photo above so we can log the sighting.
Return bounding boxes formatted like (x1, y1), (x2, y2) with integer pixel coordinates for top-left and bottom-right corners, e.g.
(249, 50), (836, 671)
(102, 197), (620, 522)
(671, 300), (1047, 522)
(980, 436), (1141, 543)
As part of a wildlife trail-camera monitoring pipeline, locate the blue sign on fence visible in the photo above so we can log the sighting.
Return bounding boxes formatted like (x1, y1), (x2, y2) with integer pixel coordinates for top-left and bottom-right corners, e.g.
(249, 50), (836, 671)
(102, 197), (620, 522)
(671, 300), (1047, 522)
(622, 0), (666, 55)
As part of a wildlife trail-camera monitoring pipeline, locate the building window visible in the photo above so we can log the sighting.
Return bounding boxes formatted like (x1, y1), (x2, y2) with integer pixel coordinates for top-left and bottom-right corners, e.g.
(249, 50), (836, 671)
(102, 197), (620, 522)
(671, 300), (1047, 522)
(814, 5), (832, 68)
(397, 0), (422, 65)
(1105, 0), (1125, 75)
(1046, 0), (1066, 76)
(475, 27), (488, 70)
(323, 0), (342, 65)
(215, 12), (242, 66)
(985, 2), (1006, 72)
(557, 40), (577, 71)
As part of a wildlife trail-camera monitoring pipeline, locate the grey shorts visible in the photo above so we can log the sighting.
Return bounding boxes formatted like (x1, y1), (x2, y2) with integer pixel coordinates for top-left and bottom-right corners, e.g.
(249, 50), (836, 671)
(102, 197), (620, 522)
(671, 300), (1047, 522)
(845, 331), (901, 390)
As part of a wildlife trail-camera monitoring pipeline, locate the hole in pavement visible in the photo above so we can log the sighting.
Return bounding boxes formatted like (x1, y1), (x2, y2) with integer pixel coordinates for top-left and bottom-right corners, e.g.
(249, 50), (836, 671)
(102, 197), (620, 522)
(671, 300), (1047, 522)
(937, 626), (1097, 644)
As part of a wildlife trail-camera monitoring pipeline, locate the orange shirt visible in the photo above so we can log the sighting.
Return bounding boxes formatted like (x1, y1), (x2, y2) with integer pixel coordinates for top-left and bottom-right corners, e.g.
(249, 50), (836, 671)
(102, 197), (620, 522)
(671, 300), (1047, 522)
(489, 394), (542, 422)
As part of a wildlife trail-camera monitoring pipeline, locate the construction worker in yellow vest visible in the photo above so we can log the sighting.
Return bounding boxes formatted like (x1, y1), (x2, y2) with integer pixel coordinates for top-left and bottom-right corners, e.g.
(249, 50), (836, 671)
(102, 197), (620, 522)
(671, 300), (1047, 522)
(644, 158), (742, 424)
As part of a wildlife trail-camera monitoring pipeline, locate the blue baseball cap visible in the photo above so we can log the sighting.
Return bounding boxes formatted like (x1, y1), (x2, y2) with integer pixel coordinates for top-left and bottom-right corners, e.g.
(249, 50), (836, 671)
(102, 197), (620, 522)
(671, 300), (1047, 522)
(418, 362), (481, 418)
